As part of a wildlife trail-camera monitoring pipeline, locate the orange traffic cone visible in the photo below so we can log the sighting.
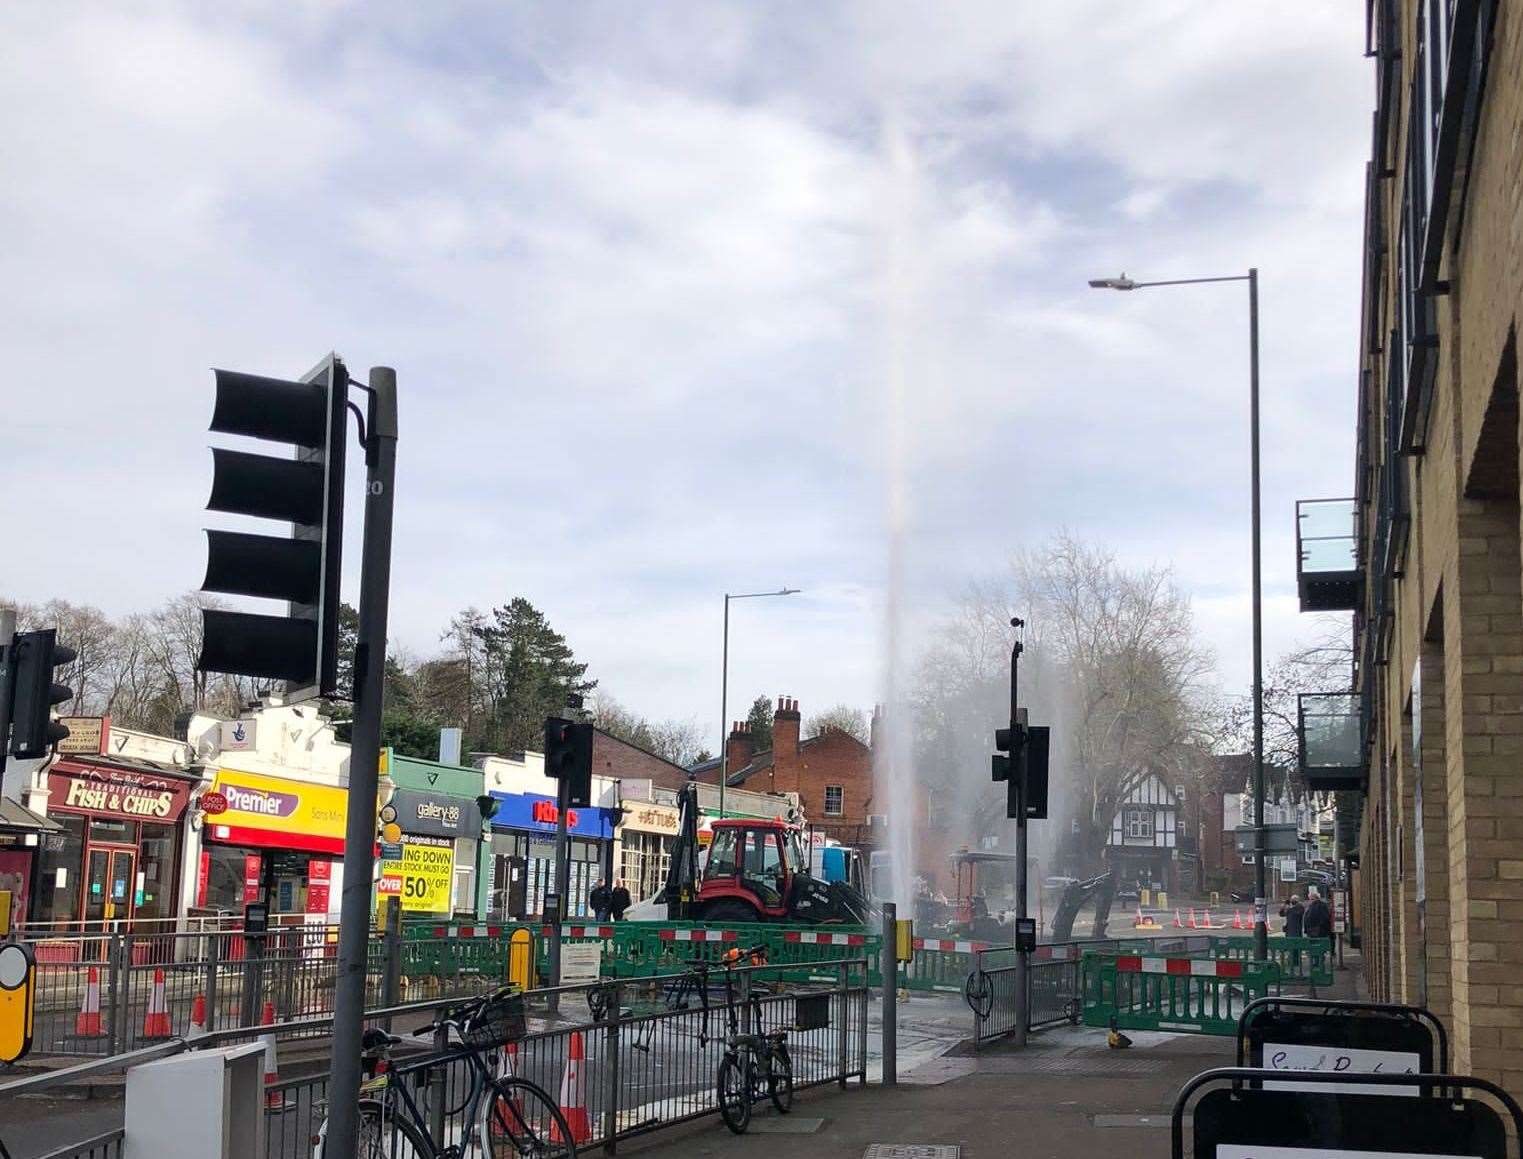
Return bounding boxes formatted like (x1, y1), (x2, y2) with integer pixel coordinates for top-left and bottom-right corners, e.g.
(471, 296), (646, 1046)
(141, 967), (173, 1038)
(551, 1031), (591, 1144)
(261, 1001), (281, 1110)
(1188, 908), (1199, 929)
(487, 1041), (525, 1145)
(1173, 908), (1184, 928)
(75, 966), (104, 1037)
(1232, 909), (1245, 931)
(189, 991), (208, 1034)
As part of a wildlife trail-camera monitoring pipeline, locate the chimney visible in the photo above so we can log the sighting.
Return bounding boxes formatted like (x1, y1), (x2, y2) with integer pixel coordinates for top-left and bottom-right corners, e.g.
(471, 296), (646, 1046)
(869, 703), (884, 752)
(773, 696), (801, 762)
(725, 721), (754, 780)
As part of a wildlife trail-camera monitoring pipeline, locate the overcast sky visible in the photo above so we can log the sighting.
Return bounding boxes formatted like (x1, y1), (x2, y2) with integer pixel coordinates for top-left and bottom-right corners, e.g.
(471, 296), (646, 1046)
(1, 3), (1366, 740)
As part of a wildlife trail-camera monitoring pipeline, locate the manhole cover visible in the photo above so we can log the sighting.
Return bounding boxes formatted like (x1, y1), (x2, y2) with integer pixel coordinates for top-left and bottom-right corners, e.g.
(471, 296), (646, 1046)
(864, 1147), (960, 1159)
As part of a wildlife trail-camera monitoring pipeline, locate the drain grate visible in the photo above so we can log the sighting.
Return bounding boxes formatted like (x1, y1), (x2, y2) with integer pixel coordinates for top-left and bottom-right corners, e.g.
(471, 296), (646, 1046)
(864, 1147), (960, 1159)
(977, 1056), (1157, 1076)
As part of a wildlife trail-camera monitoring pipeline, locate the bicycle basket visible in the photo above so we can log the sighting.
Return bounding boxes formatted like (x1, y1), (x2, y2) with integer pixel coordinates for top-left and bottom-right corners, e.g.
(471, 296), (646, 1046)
(793, 992), (831, 1032)
(460, 989), (527, 1049)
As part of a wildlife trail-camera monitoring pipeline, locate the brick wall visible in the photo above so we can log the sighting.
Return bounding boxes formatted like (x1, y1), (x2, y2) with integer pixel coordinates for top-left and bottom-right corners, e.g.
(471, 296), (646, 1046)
(765, 697), (877, 846)
(592, 729), (691, 792)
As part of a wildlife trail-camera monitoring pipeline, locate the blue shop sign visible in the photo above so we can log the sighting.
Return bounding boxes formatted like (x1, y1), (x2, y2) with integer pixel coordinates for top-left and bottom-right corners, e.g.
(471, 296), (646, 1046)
(489, 792), (614, 840)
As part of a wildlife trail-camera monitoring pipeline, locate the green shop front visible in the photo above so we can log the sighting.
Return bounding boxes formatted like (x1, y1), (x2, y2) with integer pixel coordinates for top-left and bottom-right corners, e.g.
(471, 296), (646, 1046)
(382, 753), (490, 920)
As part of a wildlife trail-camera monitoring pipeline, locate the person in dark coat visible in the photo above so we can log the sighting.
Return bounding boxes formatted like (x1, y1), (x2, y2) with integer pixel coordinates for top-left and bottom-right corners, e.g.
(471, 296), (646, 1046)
(590, 878), (612, 922)
(1302, 890), (1333, 941)
(1279, 894), (1305, 938)
(611, 880), (632, 920)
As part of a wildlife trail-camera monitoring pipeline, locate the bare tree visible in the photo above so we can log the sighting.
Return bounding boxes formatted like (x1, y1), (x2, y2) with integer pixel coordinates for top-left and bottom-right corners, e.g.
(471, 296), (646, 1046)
(805, 703), (870, 743)
(591, 692), (707, 767)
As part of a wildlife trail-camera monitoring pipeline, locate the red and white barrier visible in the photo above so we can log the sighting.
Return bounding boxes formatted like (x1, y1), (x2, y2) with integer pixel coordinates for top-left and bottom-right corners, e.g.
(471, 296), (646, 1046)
(782, 931), (866, 946)
(1114, 956), (1244, 978)
(912, 937), (988, 954)
(658, 928), (738, 942)
(439, 925), (505, 939)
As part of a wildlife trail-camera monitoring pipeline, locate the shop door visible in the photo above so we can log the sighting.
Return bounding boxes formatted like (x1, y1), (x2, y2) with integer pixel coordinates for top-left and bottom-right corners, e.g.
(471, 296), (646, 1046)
(83, 848), (137, 924)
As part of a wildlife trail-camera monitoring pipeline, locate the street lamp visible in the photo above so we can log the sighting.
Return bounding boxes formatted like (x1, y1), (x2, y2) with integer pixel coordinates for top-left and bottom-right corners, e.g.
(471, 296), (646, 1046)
(1089, 267), (1267, 960)
(719, 588), (801, 821)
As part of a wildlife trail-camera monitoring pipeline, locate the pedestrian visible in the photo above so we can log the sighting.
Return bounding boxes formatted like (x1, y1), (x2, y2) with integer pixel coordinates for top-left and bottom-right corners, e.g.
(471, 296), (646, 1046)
(590, 878), (611, 922)
(611, 879), (632, 921)
(1279, 893), (1305, 938)
(1303, 889), (1332, 943)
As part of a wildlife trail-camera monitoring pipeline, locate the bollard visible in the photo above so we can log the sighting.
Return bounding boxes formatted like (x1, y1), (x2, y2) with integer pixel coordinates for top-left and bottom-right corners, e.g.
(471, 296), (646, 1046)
(204, 927), (221, 1036)
(429, 1021), (449, 1148)
(107, 933), (126, 1055)
(836, 962), (849, 1090)
(603, 980), (621, 1156)
(880, 902), (897, 1087)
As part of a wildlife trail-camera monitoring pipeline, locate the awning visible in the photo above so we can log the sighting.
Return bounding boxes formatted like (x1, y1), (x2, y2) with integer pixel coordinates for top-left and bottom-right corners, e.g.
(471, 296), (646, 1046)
(0, 797), (62, 832)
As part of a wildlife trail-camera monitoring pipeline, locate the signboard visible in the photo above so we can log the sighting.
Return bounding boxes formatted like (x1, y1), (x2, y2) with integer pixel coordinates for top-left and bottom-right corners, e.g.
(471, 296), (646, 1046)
(381, 836), (454, 913)
(1334, 889), (1349, 935)
(207, 769), (349, 854)
(490, 792), (614, 839)
(48, 764), (193, 824)
(306, 858), (332, 915)
(560, 941), (603, 986)
(1263, 1041), (1420, 1096)
(57, 716), (109, 755)
(220, 719), (256, 751)
(199, 791), (229, 816)
(624, 803), (679, 836)
(388, 788), (483, 840)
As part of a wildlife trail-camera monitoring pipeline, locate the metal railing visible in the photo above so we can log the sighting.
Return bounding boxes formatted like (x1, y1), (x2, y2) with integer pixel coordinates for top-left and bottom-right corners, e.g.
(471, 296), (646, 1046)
(24, 925), (536, 1059)
(1, 958), (870, 1159)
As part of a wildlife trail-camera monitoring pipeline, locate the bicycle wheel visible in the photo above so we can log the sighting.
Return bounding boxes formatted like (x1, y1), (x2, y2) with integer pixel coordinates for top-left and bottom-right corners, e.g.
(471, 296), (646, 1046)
(322, 1098), (430, 1158)
(767, 1043), (794, 1114)
(716, 1054), (753, 1135)
(482, 1076), (579, 1158)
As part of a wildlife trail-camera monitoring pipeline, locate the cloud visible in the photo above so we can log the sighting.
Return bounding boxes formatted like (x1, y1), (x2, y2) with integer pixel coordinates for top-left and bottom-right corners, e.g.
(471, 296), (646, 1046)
(0, 2), (1368, 726)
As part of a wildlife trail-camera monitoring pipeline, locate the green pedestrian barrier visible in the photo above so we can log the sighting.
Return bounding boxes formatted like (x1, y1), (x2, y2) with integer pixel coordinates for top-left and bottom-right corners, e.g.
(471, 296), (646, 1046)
(1080, 950), (1280, 1036)
(1208, 935), (1334, 987)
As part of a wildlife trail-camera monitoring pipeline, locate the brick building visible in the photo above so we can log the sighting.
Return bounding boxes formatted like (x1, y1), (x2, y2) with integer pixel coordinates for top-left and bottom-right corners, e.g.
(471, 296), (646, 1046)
(591, 728), (691, 793)
(1295, 2), (1522, 1093)
(691, 697), (878, 846)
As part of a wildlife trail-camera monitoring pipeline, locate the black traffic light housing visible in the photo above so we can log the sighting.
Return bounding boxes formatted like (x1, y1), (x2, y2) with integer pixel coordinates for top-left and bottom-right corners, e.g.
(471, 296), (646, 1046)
(197, 358), (349, 698)
(8, 629), (76, 759)
(992, 719), (1050, 820)
(545, 716), (595, 807)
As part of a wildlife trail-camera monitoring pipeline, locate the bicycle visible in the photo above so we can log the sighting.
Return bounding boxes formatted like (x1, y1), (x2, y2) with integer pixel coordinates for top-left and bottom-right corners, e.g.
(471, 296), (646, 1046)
(313, 986), (577, 1158)
(689, 944), (795, 1135)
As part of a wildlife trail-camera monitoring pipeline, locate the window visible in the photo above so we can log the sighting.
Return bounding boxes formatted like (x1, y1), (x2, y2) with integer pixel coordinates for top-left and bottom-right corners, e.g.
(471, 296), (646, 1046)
(824, 785), (844, 816)
(706, 827), (739, 878)
(1123, 809), (1154, 841)
(741, 831), (785, 907)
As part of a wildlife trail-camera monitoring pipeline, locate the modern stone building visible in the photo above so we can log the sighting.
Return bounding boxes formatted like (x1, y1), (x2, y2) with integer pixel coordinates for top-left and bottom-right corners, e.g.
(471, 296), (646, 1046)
(1297, 0), (1520, 1094)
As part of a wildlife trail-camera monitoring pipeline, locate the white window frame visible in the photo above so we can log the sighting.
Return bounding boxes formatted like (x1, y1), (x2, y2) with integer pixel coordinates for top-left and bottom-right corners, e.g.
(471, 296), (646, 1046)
(1123, 808), (1154, 841)
(824, 785), (844, 817)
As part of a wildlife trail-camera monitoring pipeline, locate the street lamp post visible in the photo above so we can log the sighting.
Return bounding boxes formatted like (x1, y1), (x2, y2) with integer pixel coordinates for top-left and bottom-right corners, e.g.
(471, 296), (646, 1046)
(719, 589), (800, 821)
(1089, 268), (1268, 961)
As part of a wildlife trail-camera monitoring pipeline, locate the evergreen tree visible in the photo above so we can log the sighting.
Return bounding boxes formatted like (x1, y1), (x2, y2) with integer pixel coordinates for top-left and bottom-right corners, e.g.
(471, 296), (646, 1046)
(474, 598), (596, 753)
(746, 695), (773, 752)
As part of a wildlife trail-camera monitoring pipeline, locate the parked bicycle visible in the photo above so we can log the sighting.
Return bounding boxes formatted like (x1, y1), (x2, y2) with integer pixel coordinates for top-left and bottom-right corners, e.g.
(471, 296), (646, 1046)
(675, 944), (794, 1134)
(313, 986), (576, 1158)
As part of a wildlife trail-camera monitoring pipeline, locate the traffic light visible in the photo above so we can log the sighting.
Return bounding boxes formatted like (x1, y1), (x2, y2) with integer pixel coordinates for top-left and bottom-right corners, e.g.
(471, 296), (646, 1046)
(1024, 726), (1050, 820)
(8, 630), (75, 759)
(993, 723), (1022, 818)
(196, 358), (349, 697)
(545, 716), (595, 807)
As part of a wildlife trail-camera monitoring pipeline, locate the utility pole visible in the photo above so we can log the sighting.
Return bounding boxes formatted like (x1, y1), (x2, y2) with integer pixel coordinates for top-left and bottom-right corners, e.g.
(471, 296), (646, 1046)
(1009, 618), (1028, 1049)
(1247, 267), (1269, 962)
(324, 367), (398, 1159)
(0, 607), (15, 778)
(548, 756), (571, 1014)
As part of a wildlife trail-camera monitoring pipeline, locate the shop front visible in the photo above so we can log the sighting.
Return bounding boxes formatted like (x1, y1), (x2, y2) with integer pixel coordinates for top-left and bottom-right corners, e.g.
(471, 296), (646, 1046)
(618, 800), (679, 906)
(382, 754), (489, 919)
(31, 760), (196, 928)
(196, 768), (350, 923)
(487, 793), (616, 921)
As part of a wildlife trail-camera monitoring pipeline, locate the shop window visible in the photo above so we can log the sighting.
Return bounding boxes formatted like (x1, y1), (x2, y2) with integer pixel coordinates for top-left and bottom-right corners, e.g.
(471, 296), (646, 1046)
(135, 822), (179, 921)
(824, 786), (844, 816)
(33, 813), (85, 924)
(89, 817), (137, 845)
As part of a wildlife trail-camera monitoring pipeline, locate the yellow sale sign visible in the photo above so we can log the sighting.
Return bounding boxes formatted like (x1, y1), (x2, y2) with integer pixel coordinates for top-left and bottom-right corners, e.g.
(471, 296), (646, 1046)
(383, 838), (454, 913)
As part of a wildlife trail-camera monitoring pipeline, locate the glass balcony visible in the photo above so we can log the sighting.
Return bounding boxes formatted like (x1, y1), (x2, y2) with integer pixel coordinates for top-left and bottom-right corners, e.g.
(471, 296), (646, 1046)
(1297, 498), (1362, 611)
(1298, 692), (1366, 792)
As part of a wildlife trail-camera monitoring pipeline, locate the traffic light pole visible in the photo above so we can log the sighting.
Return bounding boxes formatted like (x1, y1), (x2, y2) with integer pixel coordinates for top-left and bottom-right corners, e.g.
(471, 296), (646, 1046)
(325, 367), (398, 1159)
(548, 769), (571, 1015)
(1010, 623), (1028, 1049)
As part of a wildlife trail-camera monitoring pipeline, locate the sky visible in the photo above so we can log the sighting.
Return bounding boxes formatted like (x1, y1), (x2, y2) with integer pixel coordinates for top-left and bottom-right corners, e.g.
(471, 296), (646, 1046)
(0, 2), (1368, 743)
